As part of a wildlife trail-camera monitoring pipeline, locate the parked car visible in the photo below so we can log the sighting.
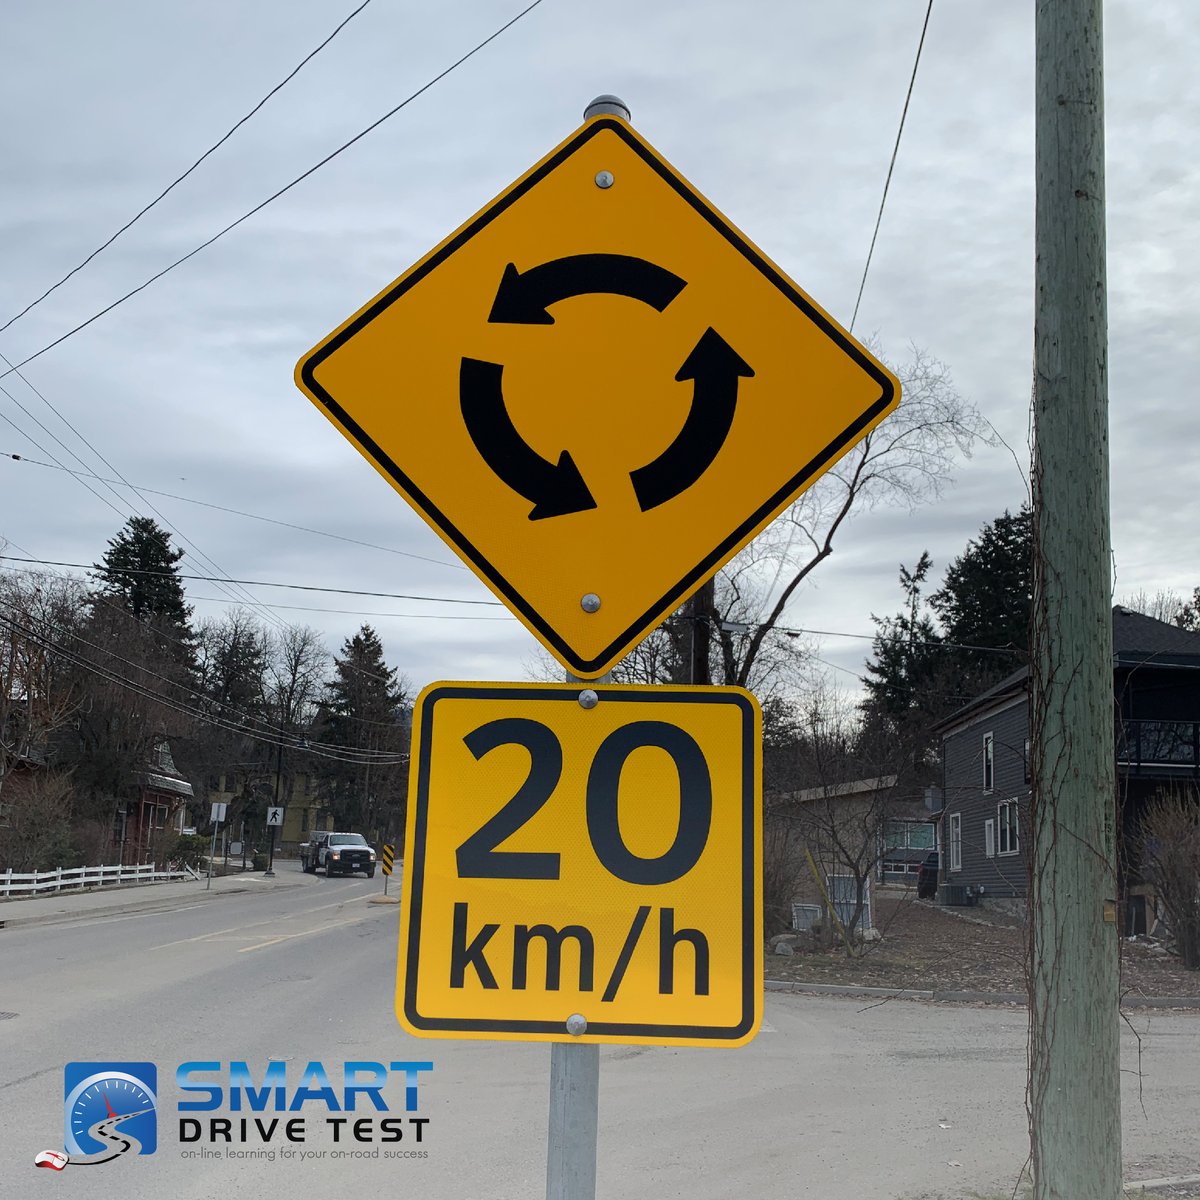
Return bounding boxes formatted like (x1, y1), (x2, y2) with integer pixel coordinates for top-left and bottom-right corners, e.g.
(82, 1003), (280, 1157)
(300, 831), (377, 877)
(916, 851), (939, 899)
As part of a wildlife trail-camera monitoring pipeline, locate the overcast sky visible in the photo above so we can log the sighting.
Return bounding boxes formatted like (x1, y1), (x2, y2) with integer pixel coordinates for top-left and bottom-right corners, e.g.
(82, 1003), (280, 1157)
(1, 1), (1196, 698)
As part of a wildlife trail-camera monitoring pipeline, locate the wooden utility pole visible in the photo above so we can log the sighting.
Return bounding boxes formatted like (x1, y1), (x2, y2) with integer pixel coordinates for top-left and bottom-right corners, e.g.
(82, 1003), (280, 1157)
(1029, 3), (1121, 1199)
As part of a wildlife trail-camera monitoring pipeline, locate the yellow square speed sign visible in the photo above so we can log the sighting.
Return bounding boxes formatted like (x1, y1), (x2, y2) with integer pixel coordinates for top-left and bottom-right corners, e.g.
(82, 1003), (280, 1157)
(397, 683), (762, 1047)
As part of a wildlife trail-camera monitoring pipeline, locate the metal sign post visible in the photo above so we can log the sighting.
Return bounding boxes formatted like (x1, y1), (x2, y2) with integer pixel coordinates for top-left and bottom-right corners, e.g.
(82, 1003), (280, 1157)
(381, 843), (395, 895)
(397, 679), (761, 1200)
(545, 663), (607, 1200)
(264, 806), (284, 878)
(207, 802), (227, 891)
(547, 1032), (599, 1200)
(296, 91), (896, 1200)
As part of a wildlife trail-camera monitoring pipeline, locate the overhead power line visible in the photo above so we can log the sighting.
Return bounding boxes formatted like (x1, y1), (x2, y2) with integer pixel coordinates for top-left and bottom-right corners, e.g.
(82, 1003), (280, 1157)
(0, 554), (503, 605)
(849, 0), (934, 333)
(772, 621), (1022, 657)
(0, 0), (374, 337)
(0, 549), (467, 690)
(0, 0), (548, 381)
(3, 554), (417, 696)
(0, 555), (1025, 652)
(0, 385), (131, 523)
(0, 451), (463, 571)
(0, 605), (401, 759)
(0, 613), (405, 765)
(188, 594), (513, 621)
(0, 351), (296, 635)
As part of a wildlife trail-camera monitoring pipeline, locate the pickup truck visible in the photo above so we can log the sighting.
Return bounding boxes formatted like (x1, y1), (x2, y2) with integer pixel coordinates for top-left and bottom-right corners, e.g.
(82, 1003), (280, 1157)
(300, 831), (377, 877)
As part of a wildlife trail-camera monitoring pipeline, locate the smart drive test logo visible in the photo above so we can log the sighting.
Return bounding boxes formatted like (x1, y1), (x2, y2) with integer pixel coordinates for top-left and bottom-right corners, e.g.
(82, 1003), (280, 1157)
(35, 1062), (158, 1170)
(35, 1059), (432, 1171)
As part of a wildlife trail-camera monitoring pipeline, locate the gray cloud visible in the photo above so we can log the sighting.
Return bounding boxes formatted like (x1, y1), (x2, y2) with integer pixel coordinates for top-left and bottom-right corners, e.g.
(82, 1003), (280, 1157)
(2, 0), (1196, 696)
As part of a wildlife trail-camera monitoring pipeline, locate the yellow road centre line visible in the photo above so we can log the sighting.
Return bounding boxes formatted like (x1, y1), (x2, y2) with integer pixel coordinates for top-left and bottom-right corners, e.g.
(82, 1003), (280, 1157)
(237, 916), (365, 954)
(149, 896), (368, 950)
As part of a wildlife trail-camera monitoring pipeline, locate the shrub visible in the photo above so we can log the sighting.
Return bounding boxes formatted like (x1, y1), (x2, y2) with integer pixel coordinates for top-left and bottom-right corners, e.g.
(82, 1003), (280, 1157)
(1139, 789), (1200, 970)
(164, 833), (208, 871)
(0, 771), (75, 872)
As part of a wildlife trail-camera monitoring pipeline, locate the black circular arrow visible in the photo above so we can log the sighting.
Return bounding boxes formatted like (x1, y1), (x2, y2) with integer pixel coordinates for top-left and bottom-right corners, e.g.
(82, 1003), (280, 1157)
(488, 253), (686, 325)
(630, 327), (753, 512)
(462, 255), (754, 521)
(460, 358), (597, 521)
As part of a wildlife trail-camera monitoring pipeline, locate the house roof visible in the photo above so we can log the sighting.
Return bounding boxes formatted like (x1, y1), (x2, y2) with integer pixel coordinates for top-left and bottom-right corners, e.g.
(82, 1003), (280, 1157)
(935, 607), (1200, 736)
(778, 775), (898, 805)
(769, 776), (929, 819)
(932, 667), (1029, 736)
(1112, 606), (1200, 664)
(140, 771), (195, 799)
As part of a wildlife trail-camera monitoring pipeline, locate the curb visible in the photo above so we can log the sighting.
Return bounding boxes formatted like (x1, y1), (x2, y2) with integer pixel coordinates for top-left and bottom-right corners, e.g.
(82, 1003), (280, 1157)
(764, 979), (1200, 1010)
(0, 878), (311, 930)
(1125, 1173), (1200, 1193)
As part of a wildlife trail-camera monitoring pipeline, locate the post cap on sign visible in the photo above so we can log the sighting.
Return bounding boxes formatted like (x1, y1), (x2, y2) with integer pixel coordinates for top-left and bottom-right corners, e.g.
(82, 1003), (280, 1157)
(583, 94), (630, 122)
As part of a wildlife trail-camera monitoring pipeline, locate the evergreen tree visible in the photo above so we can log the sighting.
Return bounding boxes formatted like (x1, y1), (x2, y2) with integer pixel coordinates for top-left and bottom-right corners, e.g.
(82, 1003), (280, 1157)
(318, 626), (409, 839)
(929, 504), (1032, 683)
(862, 552), (943, 725)
(184, 611), (272, 830)
(91, 516), (194, 662)
(1177, 588), (1200, 632)
(861, 506), (1031, 750)
(60, 518), (197, 827)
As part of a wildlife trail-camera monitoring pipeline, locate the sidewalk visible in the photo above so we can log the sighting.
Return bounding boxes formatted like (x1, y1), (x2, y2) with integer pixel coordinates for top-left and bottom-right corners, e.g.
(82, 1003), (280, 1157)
(0, 861), (318, 929)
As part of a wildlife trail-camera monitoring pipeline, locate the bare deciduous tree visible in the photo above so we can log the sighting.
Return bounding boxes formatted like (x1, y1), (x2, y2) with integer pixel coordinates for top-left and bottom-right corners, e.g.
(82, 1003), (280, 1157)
(765, 682), (922, 951)
(534, 347), (982, 700)
(1138, 788), (1200, 969)
(1120, 589), (1185, 626)
(710, 346), (985, 689)
(0, 570), (83, 800)
(0, 769), (75, 871)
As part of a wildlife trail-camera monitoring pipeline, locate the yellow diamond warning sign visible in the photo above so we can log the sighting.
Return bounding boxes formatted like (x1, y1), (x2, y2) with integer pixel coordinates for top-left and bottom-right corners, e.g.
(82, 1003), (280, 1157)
(296, 115), (899, 678)
(396, 683), (762, 1047)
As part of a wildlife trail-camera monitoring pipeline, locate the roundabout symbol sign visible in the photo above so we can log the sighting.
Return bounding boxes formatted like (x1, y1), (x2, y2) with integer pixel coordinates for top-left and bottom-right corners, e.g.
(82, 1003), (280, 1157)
(460, 252), (752, 521)
(296, 113), (899, 678)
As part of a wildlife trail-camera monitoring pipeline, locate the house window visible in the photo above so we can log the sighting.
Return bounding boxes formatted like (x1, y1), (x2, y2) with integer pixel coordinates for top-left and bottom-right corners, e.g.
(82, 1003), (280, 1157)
(883, 820), (936, 850)
(998, 800), (1020, 855)
(984, 818), (996, 858)
(880, 820), (936, 878)
(948, 813), (962, 872)
(1023, 738), (1031, 785)
(301, 808), (309, 833)
(983, 733), (994, 792)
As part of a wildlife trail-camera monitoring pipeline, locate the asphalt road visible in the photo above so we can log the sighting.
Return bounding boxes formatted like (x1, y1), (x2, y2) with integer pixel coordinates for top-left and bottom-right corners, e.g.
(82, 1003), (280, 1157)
(3, 866), (1198, 1199)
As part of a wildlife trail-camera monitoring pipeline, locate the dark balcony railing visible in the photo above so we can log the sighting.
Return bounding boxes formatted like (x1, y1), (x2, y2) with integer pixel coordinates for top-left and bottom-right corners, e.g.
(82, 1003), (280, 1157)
(1117, 719), (1200, 775)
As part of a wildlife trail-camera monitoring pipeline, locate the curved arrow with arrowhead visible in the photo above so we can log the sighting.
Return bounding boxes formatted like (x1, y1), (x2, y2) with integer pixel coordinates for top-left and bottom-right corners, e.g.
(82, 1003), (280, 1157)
(629, 327), (753, 512)
(460, 357), (597, 521)
(488, 254), (686, 325)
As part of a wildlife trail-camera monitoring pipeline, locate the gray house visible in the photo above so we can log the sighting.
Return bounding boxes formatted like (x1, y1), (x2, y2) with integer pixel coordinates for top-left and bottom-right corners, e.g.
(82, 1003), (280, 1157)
(933, 607), (1200, 927)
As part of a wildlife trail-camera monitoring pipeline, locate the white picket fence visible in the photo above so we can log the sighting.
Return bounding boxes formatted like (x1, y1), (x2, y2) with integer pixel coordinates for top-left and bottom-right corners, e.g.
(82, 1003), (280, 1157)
(0, 861), (201, 897)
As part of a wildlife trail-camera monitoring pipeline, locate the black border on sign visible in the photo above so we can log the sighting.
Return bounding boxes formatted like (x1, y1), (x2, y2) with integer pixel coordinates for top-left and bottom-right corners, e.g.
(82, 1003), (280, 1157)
(299, 118), (895, 676)
(401, 685), (759, 1042)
